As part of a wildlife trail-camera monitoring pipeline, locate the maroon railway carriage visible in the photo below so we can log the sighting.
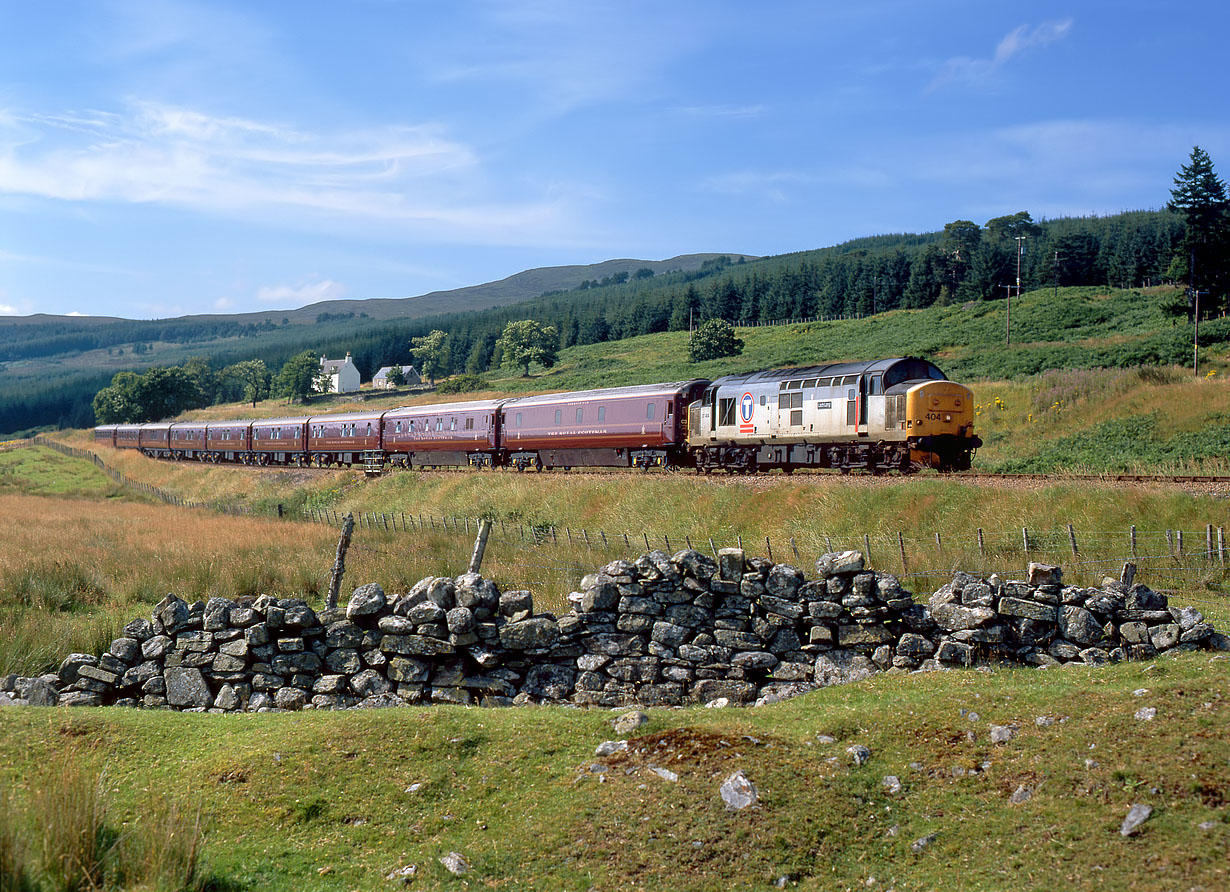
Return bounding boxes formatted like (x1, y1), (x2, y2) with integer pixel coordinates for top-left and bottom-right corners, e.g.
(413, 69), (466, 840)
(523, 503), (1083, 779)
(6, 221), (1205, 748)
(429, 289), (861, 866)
(169, 422), (208, 460)
(382, 399), (507, 468)
(251, 416), (309, 465)
(500, 381), (709, 469)
(205, 421), (252, 462)
(307, 411), (383, 467)
(114, 425), (142, 449)
(138, 423), (172, 457)
(93, 425), (117, 448)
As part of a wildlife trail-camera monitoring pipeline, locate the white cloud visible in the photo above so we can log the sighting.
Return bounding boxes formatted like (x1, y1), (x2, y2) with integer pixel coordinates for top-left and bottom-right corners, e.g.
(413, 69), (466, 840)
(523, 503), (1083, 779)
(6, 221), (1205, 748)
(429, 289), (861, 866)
(255, 279), (347, 307)
(213, 296), (235, 311)
(0, 304), (19, 315)
(0, 100), (571, 243)
(929, 19), (1073, 92)
(65, 311), (86, 316)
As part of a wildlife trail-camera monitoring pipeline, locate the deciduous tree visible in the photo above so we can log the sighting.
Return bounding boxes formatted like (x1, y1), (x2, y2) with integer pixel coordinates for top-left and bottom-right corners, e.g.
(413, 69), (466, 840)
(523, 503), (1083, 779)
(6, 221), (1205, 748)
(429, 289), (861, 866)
(410, 329), (448, 385)
(687, 319), (744, 362)
(495, 319), (558, 376)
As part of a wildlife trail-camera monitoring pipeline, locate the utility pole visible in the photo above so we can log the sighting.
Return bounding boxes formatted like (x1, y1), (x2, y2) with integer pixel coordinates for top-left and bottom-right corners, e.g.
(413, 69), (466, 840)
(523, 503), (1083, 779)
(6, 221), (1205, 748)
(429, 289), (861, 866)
(1053, 250), (1060, 299)
(1003, 284), (1013, 346)
(1015, 236), (1028, 300)
(1192, 288), (1209, 376)
(872, 275), (878, 315)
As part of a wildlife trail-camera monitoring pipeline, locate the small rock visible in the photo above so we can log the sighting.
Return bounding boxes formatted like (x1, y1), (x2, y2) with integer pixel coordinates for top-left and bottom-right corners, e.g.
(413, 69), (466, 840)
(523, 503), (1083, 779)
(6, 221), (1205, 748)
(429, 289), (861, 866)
(595, 740), (628, 757)
(847, 744), (871, 766)
(613, 710), (648, 735)
(720, 770), (758, 810)
(911, 832), (937, 853)
(1084, 758), (1098, 769)
(1134, 707), (1157, 722)
(1132, 688), (1150, 697)
(1120, 803), (1153, 837)
(405, 783), (423, 793)
(882, 775), (901, 794)
(439, 852), (469, 875)
(651, 766), (679, 783)
(1035, 715), (1054, 727)
(385, 864), (417, 884)
(1009, 784), (1033, 804)
(705, 697), (731, 709)
(990, 725), (1015, 745)
(966, 711), (980, 723)
(816, 735), (837, 744)
(1198, 821), (1218, 831)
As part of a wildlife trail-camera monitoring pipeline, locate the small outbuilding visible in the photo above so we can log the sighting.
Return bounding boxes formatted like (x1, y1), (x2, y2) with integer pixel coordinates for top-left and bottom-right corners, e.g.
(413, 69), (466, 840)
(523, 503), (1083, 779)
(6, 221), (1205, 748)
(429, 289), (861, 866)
(372, 364), (422, 389)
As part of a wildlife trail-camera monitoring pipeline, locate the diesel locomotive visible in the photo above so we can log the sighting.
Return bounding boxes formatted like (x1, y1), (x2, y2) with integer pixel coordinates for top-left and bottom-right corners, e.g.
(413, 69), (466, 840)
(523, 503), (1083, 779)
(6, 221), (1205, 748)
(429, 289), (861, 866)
(94, 357), (979, 474)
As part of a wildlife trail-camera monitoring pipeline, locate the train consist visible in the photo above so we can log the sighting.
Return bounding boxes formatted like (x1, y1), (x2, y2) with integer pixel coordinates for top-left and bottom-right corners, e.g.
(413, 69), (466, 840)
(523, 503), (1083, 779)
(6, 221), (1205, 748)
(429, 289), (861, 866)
(94, 357), (981, 473)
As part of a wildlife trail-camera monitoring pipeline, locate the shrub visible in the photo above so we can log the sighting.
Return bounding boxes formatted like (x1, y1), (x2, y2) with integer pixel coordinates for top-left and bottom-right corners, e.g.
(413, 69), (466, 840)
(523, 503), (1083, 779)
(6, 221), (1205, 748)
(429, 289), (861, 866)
(436, 374), (487, 394)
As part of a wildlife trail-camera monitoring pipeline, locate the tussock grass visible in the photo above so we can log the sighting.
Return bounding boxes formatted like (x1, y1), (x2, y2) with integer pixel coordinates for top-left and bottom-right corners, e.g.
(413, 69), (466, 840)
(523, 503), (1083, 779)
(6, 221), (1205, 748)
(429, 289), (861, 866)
(0, 754), (207, 892)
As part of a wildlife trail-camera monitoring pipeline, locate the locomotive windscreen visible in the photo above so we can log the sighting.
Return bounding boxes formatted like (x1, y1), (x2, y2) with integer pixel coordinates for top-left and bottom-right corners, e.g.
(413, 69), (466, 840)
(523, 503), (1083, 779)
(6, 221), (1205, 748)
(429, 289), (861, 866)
(883, 360), (946, 389)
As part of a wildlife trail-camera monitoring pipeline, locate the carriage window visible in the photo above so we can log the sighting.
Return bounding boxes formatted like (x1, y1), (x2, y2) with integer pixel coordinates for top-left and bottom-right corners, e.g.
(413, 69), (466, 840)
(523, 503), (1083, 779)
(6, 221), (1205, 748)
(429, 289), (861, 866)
(576, 407), (584, 424)
(465, 417), (474, 430)
(515, 412), (522, 428)
(555, 409), (562, 425)
(409, 420), (415, 432)
(395, 421), (401, 434)
(647, 402), (655, 420)
(718, 398), (736, 426)
(450, 418), (457, 431)
(435, 419), (443, 431)
(367, 422), (373, 436)
(598, 406), (606, 422)
(666, 401), (673, 418)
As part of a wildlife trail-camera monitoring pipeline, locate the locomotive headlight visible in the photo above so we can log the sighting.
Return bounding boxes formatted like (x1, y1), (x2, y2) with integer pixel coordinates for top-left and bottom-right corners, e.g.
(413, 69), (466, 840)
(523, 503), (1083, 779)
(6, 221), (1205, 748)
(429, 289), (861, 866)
(944, 414), (952, 422)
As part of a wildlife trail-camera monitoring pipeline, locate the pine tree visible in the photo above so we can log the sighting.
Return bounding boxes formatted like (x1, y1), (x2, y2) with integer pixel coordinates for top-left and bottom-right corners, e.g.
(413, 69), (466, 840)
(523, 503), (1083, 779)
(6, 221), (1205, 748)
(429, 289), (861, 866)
(1168, 146), (1230, 312)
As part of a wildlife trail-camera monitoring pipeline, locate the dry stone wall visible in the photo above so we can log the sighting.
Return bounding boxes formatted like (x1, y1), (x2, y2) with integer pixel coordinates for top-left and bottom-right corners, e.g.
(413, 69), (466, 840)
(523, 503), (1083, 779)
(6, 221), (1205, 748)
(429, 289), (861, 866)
(3, 549), (1226, 712)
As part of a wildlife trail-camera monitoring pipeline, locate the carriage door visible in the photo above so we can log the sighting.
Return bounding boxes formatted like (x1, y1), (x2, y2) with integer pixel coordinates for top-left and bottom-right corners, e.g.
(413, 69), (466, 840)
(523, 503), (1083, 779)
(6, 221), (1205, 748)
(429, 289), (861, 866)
(867, 373), (885, 432)
(858, 375), (869, 435)
(845, 376), (857, 429)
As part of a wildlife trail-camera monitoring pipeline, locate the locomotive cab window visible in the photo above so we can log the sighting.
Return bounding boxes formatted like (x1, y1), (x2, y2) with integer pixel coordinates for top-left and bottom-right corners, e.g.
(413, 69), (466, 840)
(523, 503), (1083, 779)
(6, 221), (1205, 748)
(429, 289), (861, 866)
(869, 375), (883, 396)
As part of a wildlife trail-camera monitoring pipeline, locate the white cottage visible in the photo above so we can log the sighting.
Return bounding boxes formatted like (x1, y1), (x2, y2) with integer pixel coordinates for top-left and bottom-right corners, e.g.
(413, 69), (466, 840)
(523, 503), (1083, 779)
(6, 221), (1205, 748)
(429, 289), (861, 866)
(372, 365), (422, 389)
(317, 352), (361, 394)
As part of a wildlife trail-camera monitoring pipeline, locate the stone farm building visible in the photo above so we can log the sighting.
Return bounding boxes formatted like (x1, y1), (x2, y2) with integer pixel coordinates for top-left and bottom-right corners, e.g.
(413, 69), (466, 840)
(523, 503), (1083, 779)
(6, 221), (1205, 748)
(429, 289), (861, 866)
(317, 353), (361, 394)
(372, 365), (422, 389)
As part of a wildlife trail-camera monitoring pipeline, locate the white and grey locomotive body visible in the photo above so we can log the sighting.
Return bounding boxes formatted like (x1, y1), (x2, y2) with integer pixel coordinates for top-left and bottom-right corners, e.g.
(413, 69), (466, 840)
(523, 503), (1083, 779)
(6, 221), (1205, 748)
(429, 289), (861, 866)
(687, 357), (979, 473)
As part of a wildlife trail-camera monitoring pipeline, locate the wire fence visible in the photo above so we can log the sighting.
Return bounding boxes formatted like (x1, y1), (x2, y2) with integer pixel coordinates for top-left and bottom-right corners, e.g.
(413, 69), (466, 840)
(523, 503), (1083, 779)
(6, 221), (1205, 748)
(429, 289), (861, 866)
(29, 436), (1230, 614)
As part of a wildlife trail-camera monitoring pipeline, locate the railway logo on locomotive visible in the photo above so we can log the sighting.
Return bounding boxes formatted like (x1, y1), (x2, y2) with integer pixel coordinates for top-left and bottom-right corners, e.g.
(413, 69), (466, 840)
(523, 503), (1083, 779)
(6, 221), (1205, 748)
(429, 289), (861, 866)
(739, 391), (755, 432)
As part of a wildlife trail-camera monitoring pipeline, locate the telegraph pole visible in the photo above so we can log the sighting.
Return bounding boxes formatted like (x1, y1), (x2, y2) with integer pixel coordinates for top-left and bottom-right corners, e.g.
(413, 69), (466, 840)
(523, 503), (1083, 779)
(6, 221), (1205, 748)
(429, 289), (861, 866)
(1015, 236), (1028, 300)
(1053, 250), (1060, 299)
(1192, 288), (1209, 376)
(1003, 284), (1013, 346)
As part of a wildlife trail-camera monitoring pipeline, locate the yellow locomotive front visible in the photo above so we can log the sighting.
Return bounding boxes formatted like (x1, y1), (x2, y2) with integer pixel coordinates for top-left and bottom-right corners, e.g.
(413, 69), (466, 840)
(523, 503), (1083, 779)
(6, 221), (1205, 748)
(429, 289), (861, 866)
(904, 380), (980, 470)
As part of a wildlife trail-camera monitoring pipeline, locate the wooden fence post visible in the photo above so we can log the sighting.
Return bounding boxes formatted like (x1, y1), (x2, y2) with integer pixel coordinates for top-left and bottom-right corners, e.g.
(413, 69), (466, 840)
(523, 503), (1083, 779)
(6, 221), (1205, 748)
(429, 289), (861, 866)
(1022, 527), (1030, 557)
(1219, 527), (1226, 568)
(1207, 524), (1215, 563)
(1130, 525), (1137, 558)
(863, 534), (871, 565)
(765, 537), (773, 562)
(326, 513), (355, 610)
(977, 528), (985, 559)
(1067, 524), (1079, 560)
(897, 532), (908, 573)
(468, 519), (493, 574)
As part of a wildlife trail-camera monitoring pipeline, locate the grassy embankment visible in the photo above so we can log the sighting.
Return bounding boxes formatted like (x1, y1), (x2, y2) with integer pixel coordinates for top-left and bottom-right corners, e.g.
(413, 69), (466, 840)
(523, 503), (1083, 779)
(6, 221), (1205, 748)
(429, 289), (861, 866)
(1, 652), (1227, 891)
(3, 443), (1228, 679)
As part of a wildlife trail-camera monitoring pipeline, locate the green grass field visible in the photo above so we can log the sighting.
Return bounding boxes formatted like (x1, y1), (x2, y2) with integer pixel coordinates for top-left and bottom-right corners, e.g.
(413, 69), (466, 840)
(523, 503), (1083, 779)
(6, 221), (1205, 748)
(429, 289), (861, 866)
(2, 653), (1226, 891)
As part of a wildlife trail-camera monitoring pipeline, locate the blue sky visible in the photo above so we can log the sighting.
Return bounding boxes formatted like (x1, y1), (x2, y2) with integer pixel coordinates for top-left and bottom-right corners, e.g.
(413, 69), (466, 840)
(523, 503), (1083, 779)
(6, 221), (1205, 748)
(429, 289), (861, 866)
(1, 0), (1227, 319)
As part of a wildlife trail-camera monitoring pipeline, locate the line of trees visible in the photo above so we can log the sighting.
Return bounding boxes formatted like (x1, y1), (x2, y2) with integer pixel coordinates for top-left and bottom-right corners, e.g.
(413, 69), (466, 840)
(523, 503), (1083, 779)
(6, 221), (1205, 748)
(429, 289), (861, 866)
(91, 351), (331, 423)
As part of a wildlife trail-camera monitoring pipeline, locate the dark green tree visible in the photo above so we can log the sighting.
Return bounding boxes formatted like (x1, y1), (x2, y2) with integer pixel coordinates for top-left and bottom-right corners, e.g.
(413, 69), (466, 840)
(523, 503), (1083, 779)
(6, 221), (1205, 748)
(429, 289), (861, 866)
(275, 350), (325, 404)
(495, 319), (558, 376)
(1169, 146), (1230, 313)
(409, 329), (448, 385)
(687, 319), (744, 362)
(220, 359), (270, 407)
(386, 365), (407, 387)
